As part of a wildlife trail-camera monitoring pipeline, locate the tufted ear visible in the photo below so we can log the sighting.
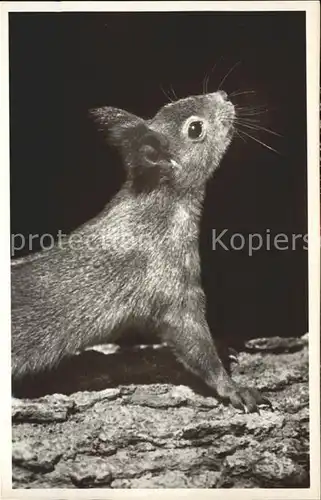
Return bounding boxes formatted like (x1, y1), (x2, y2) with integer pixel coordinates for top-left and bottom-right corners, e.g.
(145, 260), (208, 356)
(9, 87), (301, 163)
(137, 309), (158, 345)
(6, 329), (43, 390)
(89, 106), (143, 142)
(89, 106), (175, 191)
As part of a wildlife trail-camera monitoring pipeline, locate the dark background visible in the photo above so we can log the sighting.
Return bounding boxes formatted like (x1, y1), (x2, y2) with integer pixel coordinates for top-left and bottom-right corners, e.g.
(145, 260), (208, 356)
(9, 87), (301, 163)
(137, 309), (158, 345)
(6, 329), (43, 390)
(9, 11), (308, 345)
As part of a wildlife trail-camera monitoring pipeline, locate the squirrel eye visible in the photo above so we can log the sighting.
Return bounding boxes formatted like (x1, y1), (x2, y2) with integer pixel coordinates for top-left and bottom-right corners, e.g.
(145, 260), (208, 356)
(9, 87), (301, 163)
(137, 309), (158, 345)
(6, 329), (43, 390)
(184, 118), (207, 142)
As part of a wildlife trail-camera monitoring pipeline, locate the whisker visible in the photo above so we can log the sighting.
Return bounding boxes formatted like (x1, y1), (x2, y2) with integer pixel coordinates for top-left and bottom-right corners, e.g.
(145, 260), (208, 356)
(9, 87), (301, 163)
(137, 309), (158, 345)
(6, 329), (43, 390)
(236, 128), (280, 154)
(202, 60), (219, 94)
(234, 120), (282, 137)
(235, 104), (268, 112)
(230, 90), (256, 98)
(236, 110), (269, 117)
(236, 104), (278, 117)
(235, 115), (261, 121)
(203, 74), (209, 95)
(235, 117), (261, 123)
(229, 88), (241, 97)
(159, 84), (173, 103)
(233, 128), (247, 143)
(217, 60), (241, 91)
(235, 105), (268, 116)
(169, 84), (178, 101)
(205, 76), (209, 94)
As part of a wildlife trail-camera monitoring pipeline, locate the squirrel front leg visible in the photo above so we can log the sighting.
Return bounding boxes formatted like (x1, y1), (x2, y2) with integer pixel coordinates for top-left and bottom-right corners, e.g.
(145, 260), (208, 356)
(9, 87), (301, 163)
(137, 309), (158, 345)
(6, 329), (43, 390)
(160, 310), (271, 413)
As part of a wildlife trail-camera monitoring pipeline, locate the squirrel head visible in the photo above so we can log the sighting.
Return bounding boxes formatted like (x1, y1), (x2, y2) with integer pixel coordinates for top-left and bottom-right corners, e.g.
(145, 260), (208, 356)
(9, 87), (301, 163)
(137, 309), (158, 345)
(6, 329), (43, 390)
(90, 91), (235, 193)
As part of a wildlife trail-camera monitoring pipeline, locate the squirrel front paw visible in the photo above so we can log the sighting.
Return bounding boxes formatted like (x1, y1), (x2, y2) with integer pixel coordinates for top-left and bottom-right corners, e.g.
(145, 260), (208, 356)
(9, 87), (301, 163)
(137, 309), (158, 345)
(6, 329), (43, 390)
(216, 379), (272, 413)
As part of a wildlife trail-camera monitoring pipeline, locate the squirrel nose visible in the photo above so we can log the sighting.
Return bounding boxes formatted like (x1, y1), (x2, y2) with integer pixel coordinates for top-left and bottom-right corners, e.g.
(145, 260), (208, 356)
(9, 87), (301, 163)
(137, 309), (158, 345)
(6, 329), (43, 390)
(217, 90), (228, 100)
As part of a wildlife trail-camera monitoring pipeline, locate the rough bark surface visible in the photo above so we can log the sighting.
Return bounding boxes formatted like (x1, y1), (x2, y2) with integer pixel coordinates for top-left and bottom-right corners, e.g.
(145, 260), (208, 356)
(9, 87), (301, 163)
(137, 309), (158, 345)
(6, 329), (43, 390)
(12, 334), (309, 489)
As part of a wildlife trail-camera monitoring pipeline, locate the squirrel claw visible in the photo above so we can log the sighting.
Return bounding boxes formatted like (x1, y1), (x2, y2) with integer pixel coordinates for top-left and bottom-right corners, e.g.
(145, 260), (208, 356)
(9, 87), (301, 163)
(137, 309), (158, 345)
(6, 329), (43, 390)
(258, 397), (274, 411)
(218, 382), (273, 414)
(242, 404), (249, 414)
(228, 347), (239, 364)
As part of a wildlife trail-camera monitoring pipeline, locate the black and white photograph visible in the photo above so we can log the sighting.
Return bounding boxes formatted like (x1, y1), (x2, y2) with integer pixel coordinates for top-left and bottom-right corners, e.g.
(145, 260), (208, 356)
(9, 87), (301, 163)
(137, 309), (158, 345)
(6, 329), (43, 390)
(1, 1), (320, 497)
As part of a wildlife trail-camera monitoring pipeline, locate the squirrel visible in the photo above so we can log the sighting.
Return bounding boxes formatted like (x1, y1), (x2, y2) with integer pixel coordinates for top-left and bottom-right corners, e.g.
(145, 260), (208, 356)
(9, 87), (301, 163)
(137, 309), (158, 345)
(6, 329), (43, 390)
(11, 90), (271, 413)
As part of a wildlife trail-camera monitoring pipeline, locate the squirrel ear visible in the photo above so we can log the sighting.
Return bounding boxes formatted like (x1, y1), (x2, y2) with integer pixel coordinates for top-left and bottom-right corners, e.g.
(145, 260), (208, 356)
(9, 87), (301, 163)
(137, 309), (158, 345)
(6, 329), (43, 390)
(135, 125), (171, 169)
(89, 106), (141, 128)
(89, 106), (143, 144)
(89, 107), (171, 165)
(130, 125), (174, 192)
(89, 106), (175, 190)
